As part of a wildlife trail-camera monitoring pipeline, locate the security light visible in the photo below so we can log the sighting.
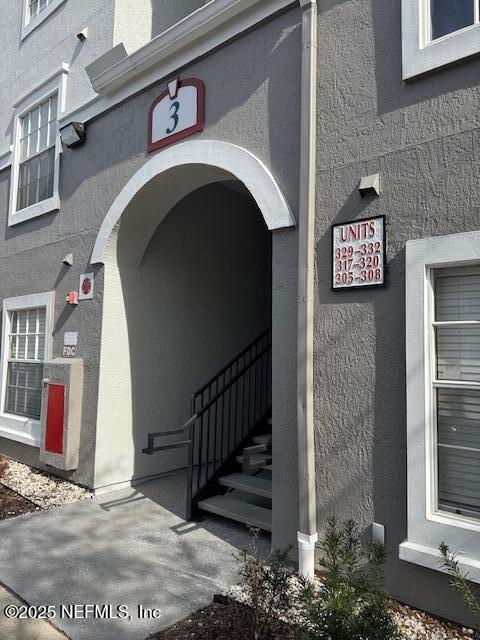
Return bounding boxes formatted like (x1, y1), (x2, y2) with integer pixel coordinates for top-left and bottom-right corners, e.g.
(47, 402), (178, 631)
(59, 122), (86, 148)
(359, 173), (381, 198)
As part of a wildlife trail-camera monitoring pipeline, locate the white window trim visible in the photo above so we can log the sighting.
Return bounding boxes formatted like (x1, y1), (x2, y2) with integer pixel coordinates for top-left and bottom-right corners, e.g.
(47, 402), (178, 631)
(0, 292), (54, 448)
(401, 230), (480, 583)
(21, 0), (67, 40)
(402, 0), (480, 79)
(9, 65), (68, 226)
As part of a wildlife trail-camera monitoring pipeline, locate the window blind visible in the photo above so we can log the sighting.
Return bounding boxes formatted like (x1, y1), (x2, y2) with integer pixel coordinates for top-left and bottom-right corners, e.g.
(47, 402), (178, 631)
(5, 307), (46, 420)
(434, 268), (480, 518)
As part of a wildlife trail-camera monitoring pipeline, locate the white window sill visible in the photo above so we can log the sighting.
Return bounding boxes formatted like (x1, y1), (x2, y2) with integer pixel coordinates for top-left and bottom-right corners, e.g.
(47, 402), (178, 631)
(21, 0), (67, 41)
(9, 195), (59, 226)
(399, 540), (480, 584)
(0, 414), (40, 447)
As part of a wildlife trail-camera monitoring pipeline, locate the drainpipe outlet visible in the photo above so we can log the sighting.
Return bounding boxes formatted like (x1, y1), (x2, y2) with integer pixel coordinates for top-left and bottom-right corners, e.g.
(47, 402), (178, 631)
(297, 531), (318, 579)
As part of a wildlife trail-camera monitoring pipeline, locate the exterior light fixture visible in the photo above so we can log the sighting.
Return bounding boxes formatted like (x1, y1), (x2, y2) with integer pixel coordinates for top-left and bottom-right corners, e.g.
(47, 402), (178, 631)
(359, 173), (381, 198)
(59, 122), (86, 148)
(76, 28), (88, 41)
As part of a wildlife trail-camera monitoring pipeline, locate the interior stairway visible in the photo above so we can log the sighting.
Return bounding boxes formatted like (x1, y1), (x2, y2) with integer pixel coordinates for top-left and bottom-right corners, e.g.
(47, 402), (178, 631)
(143, 329), (273, 530)
(198, 428), (273, 532)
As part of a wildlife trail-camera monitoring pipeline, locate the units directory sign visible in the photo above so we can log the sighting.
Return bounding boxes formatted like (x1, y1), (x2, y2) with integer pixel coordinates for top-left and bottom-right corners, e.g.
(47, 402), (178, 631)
(332, 216), (386, 290)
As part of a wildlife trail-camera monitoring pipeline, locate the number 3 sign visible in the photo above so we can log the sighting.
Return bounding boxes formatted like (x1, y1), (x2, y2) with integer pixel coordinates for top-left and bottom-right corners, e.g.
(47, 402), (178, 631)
(148, 77), (205, 153)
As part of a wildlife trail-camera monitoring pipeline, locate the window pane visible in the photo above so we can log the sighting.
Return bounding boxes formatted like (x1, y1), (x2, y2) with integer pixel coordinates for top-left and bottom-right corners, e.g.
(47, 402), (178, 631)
(17, 147), (55, 211)
(17, 180), (29, 212)
(38, 125), (48, 152)
(29, 107), (39, 134)
(5, 362), (43, 420)
(437, 326), (480, 382)
(435, 268), (480, 321)
(49, 95), (57, 123)
(437, 387), (480, 518)
(39, 101), (49, 128)
(37, 335), (45, 360)
(37, 308), (46, 333)
(29, 0), (39, 20)
(16, 335), (26, 359)
(18, 311), (27, 334)
(431, 0), (475, 40)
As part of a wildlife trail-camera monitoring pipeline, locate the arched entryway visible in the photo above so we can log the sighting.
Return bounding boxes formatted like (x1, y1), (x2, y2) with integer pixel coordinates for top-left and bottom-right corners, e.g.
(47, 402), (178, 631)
(91, 140), (295, 528)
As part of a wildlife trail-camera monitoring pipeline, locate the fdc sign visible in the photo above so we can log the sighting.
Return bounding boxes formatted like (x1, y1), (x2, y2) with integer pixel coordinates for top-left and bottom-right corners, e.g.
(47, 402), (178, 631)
(148, 77), (205, 152)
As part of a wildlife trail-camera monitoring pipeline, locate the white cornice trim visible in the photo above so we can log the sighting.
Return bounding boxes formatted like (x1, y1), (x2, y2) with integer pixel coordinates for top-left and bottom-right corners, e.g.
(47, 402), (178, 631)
(13, 63), (69, 109)
(0, 147), (13, 173)
(59, 0), (295, 126)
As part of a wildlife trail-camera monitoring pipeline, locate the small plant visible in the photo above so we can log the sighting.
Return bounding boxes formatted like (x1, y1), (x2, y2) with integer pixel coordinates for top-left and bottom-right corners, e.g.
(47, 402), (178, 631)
(236, 528), (293, 640)
(298, 518), (401, 640)
(439, 542), (480, 619)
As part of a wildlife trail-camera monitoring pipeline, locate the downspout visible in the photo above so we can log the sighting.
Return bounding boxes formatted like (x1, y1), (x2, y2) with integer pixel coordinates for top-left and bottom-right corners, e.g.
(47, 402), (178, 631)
(297, 0), (318, 579)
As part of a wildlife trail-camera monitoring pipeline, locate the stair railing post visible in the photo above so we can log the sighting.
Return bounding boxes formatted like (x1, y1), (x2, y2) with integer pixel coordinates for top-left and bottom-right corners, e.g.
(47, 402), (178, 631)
(186, 422), (194, 521)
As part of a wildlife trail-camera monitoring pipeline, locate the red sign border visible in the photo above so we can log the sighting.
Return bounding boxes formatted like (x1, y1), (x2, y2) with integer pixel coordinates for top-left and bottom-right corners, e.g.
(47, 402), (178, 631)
(148, 78), (205, 153)
(331, 214), (387, 291)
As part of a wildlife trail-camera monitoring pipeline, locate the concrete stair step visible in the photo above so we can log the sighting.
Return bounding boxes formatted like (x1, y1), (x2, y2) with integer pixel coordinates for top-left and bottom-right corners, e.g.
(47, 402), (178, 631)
(220, 473), (272, 499)
(198, 495), (272, 531)
(236, 453), (272, 468)
(253, 434), (272, 445)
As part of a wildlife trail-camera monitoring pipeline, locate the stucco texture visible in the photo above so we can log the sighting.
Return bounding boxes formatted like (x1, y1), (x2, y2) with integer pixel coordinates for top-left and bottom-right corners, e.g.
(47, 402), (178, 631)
(0, 8), (302, 551)
(93, 182), (272, 488)
(314, 0), (480, 627)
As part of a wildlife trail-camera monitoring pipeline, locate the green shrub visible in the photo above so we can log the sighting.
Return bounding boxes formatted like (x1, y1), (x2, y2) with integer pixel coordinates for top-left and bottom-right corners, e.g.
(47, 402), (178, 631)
(439, 542), (480, 619)
(298, 519), (401, 640)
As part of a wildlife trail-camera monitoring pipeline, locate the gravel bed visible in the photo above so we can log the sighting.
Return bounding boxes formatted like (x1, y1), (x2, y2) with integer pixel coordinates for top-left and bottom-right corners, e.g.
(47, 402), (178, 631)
(227, 575), (477, 640)
(0, 454), (93, 509)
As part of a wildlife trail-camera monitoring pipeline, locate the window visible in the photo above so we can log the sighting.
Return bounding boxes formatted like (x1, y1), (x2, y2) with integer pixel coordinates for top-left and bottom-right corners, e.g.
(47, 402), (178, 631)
(28, 0), (53, 23)
(401, 232), (480, 584)
(0, 292), (54, 447)
(9, 65), (68, 225)
(5, 308), (46, 420)
(429, 0), (478, 41)
(17, 95), (57, 212)
(402, 0), (480, 79)
(433, 268), (480, 520)
(21, 0), (67, 40)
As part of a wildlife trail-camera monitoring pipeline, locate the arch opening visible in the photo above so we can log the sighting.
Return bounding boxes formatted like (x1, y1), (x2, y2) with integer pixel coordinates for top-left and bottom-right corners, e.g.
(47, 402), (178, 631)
(92, 141), (294, 495)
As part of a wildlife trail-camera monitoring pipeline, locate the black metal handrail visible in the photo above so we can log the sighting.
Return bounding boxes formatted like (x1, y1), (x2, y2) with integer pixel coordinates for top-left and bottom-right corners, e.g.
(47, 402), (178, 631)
(191, 328), (271, 407)
(143, 329), (272, 520)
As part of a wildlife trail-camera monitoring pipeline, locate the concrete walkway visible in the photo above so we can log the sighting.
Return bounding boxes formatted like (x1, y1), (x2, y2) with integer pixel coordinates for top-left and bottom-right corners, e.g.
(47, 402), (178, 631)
(0, 475), (270, 640)
(0, 585), (67, 639)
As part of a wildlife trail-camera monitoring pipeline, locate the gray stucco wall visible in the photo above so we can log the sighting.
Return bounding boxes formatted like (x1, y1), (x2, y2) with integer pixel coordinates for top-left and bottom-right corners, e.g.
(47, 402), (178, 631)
(0, 0), (117, 150)
(0, 7), (301, 548)
(314, 0), (480, 626)
(151, 0), (210, 38)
